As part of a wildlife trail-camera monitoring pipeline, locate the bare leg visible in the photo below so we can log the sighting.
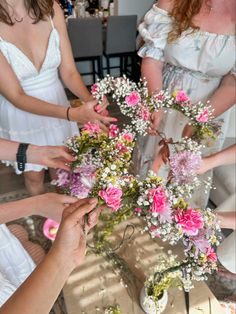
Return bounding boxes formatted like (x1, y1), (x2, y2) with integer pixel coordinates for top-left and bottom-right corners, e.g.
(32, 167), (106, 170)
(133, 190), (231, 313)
(49, 168), (57, 181)
(24, 170), (45, 196)
(7, 224), (45, 265)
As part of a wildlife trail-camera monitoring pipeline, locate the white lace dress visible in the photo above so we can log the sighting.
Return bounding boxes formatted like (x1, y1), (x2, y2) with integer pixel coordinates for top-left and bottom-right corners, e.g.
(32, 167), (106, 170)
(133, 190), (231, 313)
(134, 5), (236, 207)
(0, 18), (79, 174)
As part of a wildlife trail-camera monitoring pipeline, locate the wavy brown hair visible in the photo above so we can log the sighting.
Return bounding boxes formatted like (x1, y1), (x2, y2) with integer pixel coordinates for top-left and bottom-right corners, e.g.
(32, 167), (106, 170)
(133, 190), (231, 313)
(168, 0), (204, 42)
(0, 0), (54, 25)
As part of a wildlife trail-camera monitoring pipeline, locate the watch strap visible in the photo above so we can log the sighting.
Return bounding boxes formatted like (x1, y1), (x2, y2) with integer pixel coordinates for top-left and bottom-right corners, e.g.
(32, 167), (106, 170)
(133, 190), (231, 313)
(16, 143), (29, 172)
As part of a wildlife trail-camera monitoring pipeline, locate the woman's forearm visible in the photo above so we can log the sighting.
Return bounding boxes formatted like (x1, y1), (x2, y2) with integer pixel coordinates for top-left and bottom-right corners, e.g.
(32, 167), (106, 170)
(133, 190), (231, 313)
(209, 73), (236, 117)
(0, 249), (73, 314)
(0, 197), (38, 224)
(11, 93), (68, 119)
(141, 57), (163, 94)
(61, 70), (92, 102)
(205, 144), (236, 169)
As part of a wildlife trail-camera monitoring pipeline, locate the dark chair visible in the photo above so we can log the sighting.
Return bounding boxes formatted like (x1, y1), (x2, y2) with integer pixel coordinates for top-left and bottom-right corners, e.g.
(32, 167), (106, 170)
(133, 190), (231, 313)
(68, 18), (103, 84)
(103, 15), (138, 79)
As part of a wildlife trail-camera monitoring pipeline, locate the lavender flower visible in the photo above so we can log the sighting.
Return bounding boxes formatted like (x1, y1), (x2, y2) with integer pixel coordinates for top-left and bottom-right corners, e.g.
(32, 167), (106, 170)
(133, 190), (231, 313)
(169, 151), (201, 184)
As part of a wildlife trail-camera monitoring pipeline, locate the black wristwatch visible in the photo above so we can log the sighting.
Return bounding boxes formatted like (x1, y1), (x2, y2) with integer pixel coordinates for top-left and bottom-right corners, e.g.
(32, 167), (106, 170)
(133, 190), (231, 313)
(16, 143), (29, 171)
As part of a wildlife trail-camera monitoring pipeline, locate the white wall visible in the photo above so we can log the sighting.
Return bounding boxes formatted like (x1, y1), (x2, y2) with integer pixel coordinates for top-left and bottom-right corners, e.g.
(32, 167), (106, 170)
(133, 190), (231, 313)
(115, 0), (154, 23)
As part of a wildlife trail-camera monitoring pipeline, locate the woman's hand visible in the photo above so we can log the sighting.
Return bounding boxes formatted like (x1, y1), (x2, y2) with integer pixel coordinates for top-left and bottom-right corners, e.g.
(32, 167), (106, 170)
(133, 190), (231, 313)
(27, 145), (76, 171)
(182, 124), (194, 138)
(149, 110), (164, 135)
(36, 193), (78, 222)
(70, 99), (117, 132)
(51, 198), (100, 268)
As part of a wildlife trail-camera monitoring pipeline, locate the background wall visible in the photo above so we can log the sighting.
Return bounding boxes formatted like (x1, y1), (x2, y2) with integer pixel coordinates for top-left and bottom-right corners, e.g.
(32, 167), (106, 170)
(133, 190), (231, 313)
(114, 0), (154, 23)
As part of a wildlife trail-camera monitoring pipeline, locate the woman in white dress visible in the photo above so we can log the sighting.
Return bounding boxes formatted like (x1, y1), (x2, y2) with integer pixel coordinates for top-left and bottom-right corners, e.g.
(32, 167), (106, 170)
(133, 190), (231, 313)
(134, 0), (236, 208)
(0, 195), (100, 311)
(0, 0), (115, 195)
(0, 139), (81, 306)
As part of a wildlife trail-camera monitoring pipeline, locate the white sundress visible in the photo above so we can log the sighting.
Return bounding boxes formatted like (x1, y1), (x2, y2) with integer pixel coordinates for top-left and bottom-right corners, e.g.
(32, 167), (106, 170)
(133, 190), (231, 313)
(0, 17), (79, 174)
(134, 5), (236, 208)
(0, 17), (78, 305)
(0, 224), (35, 306)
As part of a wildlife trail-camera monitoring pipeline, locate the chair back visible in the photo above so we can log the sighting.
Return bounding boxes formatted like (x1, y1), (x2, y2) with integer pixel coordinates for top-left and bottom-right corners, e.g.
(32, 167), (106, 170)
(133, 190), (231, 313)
(105, 15), (138, 55)
(68, 18), (103, 58)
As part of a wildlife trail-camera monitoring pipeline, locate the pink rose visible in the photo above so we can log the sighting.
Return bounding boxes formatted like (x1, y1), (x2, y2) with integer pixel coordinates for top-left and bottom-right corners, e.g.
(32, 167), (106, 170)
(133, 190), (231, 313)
(83, 122), (101, 134)
(175, 208), (204, 236)
(115, 142), (128, 153)
(196, 109), (209, 123)
(99, 186), (123, 212)
(125, 91), (141, 106)
(122, 133), (133, 142)
(91, 83), (98, 94)
(175, 90), (189, 103)
(109, 124), (120, 137)
(206, 247), (217, 262)
(43, 219), (59, 241)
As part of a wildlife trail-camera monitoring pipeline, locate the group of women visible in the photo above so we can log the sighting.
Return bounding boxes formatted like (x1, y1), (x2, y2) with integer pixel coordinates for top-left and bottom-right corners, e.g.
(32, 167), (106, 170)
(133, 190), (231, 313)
(0, 0), (235, 312)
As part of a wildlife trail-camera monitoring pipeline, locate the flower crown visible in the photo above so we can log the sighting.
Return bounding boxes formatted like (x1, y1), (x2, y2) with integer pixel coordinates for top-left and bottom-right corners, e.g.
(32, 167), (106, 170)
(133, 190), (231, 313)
(51, 75), (221, 296)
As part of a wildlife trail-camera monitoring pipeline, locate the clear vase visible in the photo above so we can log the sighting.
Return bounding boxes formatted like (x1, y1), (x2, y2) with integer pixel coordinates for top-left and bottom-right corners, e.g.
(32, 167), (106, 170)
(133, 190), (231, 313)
(139, 286), (168, 314)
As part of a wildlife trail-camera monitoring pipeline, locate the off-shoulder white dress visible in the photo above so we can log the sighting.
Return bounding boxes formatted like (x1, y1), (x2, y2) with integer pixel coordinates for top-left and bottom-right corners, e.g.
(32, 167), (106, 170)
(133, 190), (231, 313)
(135, 5), (236, 207)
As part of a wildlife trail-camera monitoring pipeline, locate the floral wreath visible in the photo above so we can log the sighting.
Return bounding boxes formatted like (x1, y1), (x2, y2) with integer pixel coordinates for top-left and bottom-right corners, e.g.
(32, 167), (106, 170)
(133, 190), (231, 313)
(48, 76), (221, 300)
(91, 75), (221, 140)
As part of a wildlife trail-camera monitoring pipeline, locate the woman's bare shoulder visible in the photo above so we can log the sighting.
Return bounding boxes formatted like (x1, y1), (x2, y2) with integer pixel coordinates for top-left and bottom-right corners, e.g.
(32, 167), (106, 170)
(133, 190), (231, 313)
(155, 0), (174, 12)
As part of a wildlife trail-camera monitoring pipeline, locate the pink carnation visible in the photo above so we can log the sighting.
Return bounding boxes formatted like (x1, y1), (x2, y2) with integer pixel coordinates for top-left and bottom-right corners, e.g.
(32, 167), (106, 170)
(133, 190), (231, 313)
(115, 142), (128, 153)
(91, 83), (98, 93)
(43, 219), (59, 241)
(196, 109), (209, 123)
(175, 90), (189, 103)
(206, 247), (217, 262)
(149, 187), (167, 214)
(99, 186), (123, 212)
(175, 208), (204, 236)
(155, 93), (165, 101)
(83, 122), (101, 134)
(148, 187), (172, 222)
(122, 133), (133, 142)
(125, 91), (141, 106)
(109, 124), (119, 137)
(138, 107), (150, 121)
(134, 207), (142, 213)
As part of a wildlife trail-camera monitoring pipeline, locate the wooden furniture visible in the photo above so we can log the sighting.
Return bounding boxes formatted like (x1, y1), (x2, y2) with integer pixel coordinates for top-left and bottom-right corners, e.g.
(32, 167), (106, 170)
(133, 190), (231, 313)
(63, 217), (225, 314)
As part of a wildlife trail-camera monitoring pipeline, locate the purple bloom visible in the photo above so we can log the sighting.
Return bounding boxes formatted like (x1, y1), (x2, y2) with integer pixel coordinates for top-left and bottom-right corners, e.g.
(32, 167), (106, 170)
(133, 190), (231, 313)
(53, 165), (96, 198)
(169, 151), (201, 184)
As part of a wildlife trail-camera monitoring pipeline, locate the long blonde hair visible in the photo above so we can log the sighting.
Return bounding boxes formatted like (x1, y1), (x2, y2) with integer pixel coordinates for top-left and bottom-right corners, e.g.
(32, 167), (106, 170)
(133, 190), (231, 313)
(168, 0), (204, 42)
(0, 0), (54, 25)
